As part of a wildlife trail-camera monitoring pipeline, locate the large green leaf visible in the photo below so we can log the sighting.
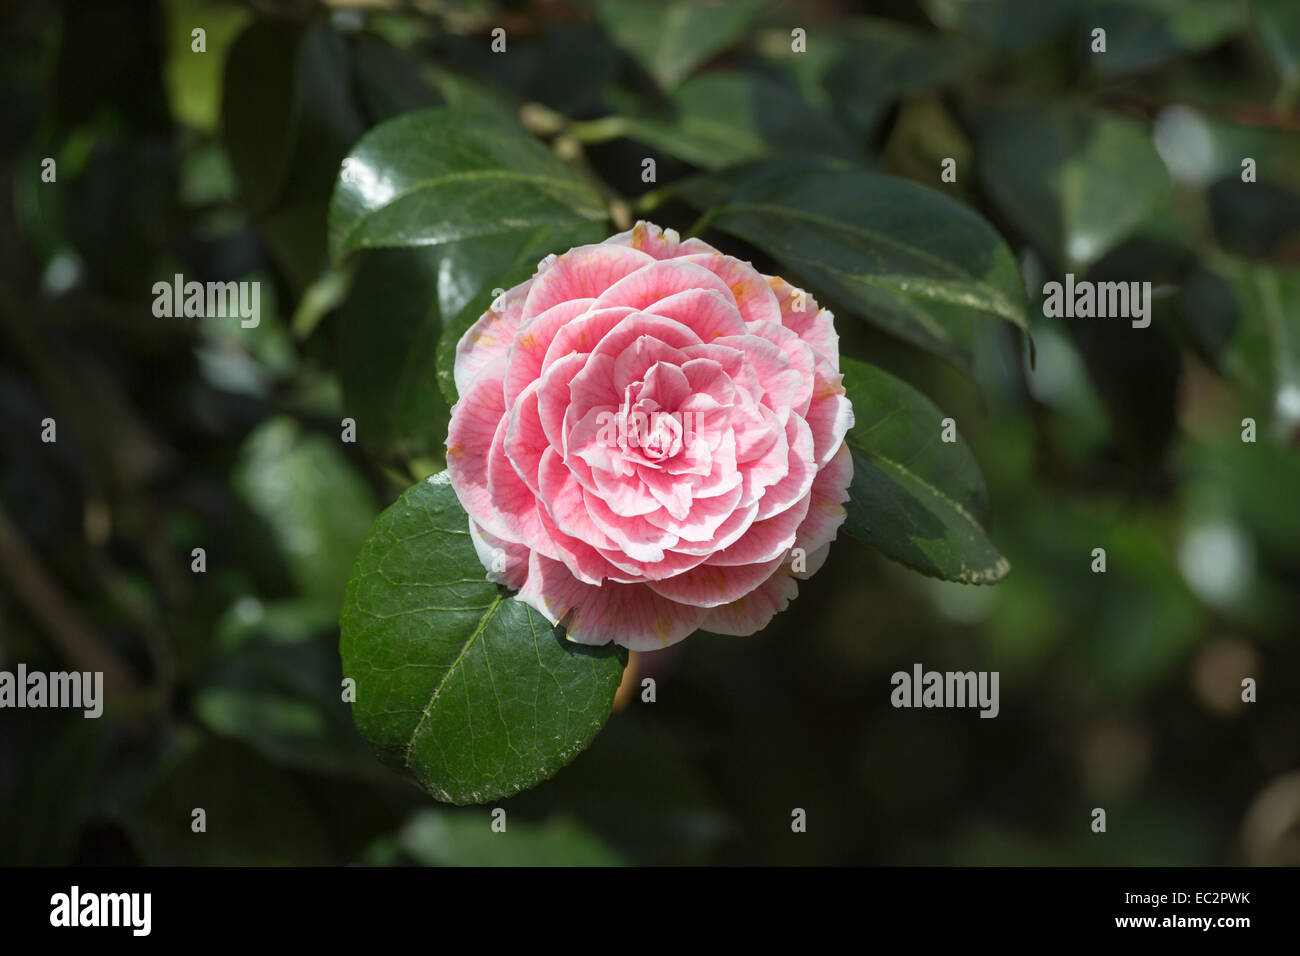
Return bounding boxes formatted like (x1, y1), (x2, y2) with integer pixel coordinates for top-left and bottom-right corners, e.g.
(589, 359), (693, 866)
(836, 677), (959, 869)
(685, 161), (1027, 369)
(841, 356), (1008, 583)
(328, 108), (607, 263)
(594, 0), (768, 91)
(977, 105), (1172, 270)
(340, 473), (627, 804)
(842, 356), (990, 522)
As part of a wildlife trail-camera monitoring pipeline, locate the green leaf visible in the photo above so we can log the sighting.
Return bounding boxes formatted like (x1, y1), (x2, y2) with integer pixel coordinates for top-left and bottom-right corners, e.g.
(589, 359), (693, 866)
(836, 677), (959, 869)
(328, 108), (607, 264)
(685, 160), (1027, 369)
(594, 0), (768, 91)
(338, 247), (451, 461)
(233, 417), (378, 609)
(841, 357), (1008, 583)
(589, 71), (859, 170)
(841, 356), (990, 522)
(339, 473), (627, 804)
(977, 106), (1173, 270)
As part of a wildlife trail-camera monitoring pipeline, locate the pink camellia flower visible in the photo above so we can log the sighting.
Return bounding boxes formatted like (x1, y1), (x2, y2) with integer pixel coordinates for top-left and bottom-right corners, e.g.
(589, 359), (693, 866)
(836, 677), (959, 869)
(446, 221), (853, 649)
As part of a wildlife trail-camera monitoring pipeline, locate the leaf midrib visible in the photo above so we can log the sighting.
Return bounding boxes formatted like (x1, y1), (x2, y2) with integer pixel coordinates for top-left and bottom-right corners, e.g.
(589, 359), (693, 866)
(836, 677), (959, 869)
(403, 591), (505, 766)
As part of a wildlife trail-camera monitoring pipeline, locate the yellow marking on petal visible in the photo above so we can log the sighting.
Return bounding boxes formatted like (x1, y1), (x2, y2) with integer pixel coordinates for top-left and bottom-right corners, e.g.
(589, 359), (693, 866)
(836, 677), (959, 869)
(813, 376), (846, 399)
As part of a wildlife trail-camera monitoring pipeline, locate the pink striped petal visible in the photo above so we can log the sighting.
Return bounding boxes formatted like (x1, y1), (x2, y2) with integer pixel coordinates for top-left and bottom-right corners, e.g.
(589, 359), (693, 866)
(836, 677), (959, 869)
(592, 259), (736, 314)
(540, 306), (636, 375)
(699, 571), (799, 636)
(678, 252), (783, 326)
(504, 297), (593, 405)
(647, 555), (785, 607)
(453, 283), (529, 398)
(468, 519), (529, 590)
(522, 244), (653, 319)
(642, 288), (747, 341)
(767, 275), (839, 370)
(518, 552), (706, 649)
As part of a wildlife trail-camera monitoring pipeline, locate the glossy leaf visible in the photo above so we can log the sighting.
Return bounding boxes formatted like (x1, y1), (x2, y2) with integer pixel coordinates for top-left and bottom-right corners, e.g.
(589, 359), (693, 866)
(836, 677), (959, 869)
(339, 473), (627, 804)
(328, 108), (607, 264)
(685, 161), (1028, 369)
(842, 356), (990, 522)
(841, 356), (1008, 583)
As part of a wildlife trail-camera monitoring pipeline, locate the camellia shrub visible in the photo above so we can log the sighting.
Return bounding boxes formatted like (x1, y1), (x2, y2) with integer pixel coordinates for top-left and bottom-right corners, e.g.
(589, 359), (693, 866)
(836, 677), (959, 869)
(335, 102), (1024, 801)
(9, 0), (1297, 867)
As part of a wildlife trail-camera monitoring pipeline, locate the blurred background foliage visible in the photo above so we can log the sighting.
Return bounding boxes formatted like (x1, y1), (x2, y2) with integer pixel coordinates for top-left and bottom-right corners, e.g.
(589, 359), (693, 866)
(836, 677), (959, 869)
(1, 0), (1298, 865)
